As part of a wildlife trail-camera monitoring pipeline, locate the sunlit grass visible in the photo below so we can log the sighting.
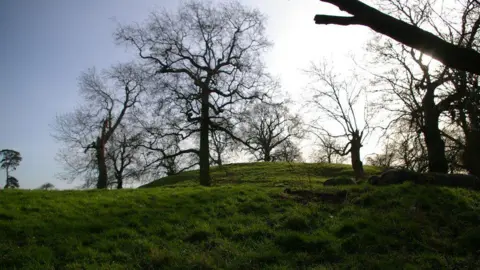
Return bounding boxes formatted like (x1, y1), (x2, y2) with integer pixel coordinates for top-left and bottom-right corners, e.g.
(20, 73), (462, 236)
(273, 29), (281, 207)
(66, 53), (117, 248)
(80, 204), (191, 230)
(0, 162), (479, 269)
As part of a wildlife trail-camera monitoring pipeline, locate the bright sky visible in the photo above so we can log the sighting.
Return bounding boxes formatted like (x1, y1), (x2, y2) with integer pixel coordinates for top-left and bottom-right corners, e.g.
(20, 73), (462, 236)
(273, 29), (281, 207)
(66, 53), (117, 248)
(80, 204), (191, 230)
(0, 0), (379, 189)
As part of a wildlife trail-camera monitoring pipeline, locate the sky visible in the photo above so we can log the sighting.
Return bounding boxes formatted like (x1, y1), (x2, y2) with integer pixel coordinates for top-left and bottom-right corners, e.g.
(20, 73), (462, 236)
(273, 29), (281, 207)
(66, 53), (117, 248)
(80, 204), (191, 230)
(0, 0), (377, 189)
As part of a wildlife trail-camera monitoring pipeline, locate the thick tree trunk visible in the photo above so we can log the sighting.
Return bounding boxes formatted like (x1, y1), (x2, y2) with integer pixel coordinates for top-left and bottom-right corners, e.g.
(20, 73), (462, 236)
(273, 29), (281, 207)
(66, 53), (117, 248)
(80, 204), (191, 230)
(464, 98), (480, 177)
(422, 126), (448, 173)
(463, 129), (480, 178)
(199, 89), (211, 186)
(5, 165), (9, 187)
(314, 0), (480, 75)
(422, 94), (449, 173)
(114, 171), (124, 189)
(117, 178), (123, 189)
(350, 136), (364, 180)
(96, 138), (108, 189)
(264, 150), (272, 162)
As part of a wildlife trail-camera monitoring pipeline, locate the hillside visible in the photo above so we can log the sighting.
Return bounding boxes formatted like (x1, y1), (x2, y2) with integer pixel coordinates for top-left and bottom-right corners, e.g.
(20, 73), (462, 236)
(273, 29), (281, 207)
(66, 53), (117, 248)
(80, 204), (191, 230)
(139, 162), (380, 188)
(1, 162), (479, 269)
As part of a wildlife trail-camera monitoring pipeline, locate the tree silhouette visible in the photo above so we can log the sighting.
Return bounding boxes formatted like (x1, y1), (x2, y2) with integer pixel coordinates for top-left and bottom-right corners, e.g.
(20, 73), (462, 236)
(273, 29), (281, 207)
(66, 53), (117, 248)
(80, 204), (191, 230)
(117, 0), (273, 186)
(5, 176), (19, 189)
(53, 63), (147, 189)
(307, 63), (371, 180)
(271, 139), (303, 162)
(310, 135), (347, 164)
(237, 101), (304, 162)
(0, 149), (22, 187)
(366, 0), (479, 174)
(38, 182), (55, 190)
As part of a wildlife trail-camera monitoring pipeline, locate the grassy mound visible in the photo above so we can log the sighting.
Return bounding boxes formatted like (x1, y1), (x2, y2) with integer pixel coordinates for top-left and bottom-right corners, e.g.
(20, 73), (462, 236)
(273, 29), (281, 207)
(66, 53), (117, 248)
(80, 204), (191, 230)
(0, 162), (479, 269)
(140, 162), (380, 188)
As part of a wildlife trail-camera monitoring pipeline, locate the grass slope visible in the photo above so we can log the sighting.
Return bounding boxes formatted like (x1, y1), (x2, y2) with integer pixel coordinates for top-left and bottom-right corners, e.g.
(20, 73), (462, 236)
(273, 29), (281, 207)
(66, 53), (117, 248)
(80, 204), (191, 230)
(0, 163), (479, 269)
(140, 162), (380, 188)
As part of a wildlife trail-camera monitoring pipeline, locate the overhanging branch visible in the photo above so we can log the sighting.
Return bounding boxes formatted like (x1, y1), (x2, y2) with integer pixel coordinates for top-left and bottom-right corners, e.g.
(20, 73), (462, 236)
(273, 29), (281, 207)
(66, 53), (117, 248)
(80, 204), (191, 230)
(314, 15), (360, 26)
(315, 0), (480, 75)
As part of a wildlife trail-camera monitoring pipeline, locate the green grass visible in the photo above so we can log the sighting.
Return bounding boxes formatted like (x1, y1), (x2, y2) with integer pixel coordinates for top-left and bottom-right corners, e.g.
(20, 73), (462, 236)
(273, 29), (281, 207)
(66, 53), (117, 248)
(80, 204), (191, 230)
(140, 162), (380, 188)
(1, 162), (479, 269)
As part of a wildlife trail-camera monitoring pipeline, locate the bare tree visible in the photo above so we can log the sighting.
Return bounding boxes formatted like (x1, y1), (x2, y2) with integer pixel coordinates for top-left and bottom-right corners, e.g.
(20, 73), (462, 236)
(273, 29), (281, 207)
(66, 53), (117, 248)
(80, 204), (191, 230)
(53, 63), (147, 189)
(367, 0), (480, 174)
(313, 0), (480, 74)
(368, 41), (451, 173)
(236, 101), (304, 162)
(148, 136), (199, 177)
(310, 134), (347, 164)
(435, 0), (480, 176)
(38, 183), (55, 190)
(130, 94), (201, 178)
(449, 72), (480, 177)
(271, 139), (304, 162)
(382, 121), (429, 172)
(209, 129), (232, 166)
(307, 62), (371, 180)
(106, 123), (146, 189)
(117, 0), (273, 186)
(441, 127), (466, 173)
(365, 138), (396, 169)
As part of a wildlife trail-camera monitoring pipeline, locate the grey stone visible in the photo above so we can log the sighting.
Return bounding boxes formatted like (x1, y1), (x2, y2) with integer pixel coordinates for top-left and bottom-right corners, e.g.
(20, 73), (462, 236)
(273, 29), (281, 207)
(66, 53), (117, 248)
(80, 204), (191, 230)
(375, 169), (420, 185)
(323, 177), (357, 186)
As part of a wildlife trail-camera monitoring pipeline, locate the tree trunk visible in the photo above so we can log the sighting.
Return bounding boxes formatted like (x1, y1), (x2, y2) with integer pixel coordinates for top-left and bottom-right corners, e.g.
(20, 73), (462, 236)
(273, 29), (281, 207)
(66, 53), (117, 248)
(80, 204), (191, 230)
(463, 95), (480, 177)
(4, 165), (9, 187)
(96, 138), (108, 189)
(114, 171), (123, 189)
(214, 145), (223, 166)
(264, 150), (272, 162)
(116, 178), (123, 189)
(199, 89), (211, 186)
(463, 129), (480, 178)
(350, 136), (364, 180)
(422, 95), (449, 173)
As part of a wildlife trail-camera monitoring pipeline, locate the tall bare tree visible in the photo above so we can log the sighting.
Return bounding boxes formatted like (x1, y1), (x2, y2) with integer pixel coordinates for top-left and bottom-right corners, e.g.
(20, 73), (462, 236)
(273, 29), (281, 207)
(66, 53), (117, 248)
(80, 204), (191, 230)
(117, 0), (273, 186)
(368, 41), (451, 173)
(53, 63), (147, 189)
(448, 71), (480, 176)
(435, 0), (480, 177)
(367, 0), (479, 174)
(307, 63), (371, 180)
